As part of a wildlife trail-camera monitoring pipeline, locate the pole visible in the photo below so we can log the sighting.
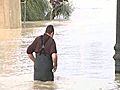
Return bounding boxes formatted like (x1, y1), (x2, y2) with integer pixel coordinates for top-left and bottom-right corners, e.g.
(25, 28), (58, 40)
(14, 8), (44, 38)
(23, 0), (27, 28)
(21, 0), (27, 28)
(113, 0), (120, 73)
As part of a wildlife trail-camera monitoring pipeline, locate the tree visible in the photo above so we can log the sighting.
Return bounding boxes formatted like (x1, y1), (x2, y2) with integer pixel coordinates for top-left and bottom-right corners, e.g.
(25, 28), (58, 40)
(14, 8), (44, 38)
(49, 0), (73, 19)
(21, 0), (51, 21)
(21, 0), (73, 21)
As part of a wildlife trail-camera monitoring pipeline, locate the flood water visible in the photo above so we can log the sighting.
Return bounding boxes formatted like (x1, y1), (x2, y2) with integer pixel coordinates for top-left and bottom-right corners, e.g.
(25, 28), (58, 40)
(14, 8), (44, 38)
(0, 0), (120, 90)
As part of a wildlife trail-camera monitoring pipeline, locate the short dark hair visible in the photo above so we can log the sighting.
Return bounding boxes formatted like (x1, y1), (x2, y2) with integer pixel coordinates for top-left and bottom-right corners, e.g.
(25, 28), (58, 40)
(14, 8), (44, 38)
(45, 25), (54, 34)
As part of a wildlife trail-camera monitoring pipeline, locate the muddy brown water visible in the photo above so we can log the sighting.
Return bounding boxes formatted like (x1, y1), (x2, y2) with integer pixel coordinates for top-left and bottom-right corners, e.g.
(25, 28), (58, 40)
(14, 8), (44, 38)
(0, 1), (120, 89)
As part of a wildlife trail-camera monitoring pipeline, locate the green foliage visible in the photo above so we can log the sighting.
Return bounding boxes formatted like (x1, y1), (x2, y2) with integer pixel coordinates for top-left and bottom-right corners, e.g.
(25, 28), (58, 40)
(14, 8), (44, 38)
(21, 0), (73, 21)
(21, 0), (51, 21)
(53, 2), (73, 19)
(21, 0), (25, 2)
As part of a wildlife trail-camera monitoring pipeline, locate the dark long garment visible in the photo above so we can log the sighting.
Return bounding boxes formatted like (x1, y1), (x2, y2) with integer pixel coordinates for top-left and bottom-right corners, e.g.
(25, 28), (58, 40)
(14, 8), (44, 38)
(27, 34), (57, 81)
(34, 53), (54, 81)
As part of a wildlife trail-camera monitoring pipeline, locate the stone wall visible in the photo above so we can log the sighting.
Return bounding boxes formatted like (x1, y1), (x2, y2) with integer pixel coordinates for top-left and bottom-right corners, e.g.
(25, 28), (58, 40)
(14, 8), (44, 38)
(0, 0), (21, 28)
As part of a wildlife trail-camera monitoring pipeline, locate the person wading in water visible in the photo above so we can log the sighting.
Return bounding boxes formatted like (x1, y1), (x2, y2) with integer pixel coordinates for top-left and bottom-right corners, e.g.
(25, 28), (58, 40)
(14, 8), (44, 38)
(27, 25), (58, 81)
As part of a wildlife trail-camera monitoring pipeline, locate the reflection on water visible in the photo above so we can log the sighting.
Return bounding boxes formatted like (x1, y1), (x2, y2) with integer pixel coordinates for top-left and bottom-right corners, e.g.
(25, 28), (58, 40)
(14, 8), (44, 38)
(115, 74), (120, 89)
(0, 0), (119, 90)
(0, 29), (21, 75)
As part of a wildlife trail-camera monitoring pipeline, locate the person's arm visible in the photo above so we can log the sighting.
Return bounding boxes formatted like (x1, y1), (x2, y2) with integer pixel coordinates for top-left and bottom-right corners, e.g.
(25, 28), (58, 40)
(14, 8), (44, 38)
(52, 53), (58, 72)
(50, 38), (58, 72)
(27, 37), (38, 63)
(28, 54), (35, 63)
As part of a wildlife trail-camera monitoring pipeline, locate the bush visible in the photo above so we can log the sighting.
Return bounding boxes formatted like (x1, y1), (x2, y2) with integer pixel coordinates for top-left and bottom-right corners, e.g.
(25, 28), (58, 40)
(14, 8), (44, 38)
(21, 0), (73, 21)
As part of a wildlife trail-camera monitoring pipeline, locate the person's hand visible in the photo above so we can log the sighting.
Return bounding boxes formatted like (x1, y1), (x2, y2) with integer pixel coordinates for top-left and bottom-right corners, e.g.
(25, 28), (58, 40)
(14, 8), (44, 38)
(52, 65), (57, 72)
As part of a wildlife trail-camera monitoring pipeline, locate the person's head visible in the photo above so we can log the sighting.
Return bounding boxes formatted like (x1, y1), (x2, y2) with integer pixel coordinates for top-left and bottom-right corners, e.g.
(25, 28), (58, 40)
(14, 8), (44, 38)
(45, 25), (54, 37)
